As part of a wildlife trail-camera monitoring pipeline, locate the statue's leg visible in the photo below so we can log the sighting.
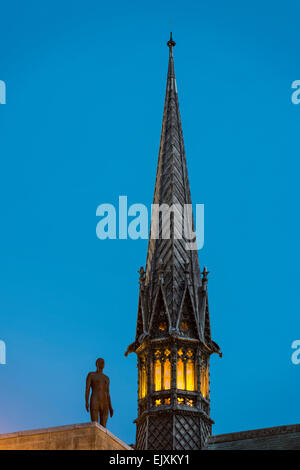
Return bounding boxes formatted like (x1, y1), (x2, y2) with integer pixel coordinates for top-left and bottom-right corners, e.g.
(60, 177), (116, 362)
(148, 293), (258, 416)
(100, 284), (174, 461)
(99, 407), (109, 428)
(90, 408), (98, 423)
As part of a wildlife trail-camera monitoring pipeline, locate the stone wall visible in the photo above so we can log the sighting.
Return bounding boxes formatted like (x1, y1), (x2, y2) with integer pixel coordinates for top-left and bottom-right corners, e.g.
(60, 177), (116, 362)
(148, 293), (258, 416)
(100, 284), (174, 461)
(207, 424), (300, 450)
(0, 422), (132, 450)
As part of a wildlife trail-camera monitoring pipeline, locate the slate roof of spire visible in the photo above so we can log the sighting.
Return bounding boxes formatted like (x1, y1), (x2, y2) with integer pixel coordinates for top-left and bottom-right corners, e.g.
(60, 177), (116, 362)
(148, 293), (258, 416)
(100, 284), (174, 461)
(129, 34), (220, 356)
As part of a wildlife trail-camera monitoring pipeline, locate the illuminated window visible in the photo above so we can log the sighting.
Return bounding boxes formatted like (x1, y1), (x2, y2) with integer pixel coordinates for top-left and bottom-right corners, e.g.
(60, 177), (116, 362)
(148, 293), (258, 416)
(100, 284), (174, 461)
(176, 349), (196, 392)
(164, 398), (171, 405)
(138, 356), (147, 399)
(163, 358), (171, 390)
(187, 399), (194, 407)
(153, 349), (172, 392)
(177, 397), (184, 405)
(201, 359), (209, 398)
(141, 365), (147, 398)
(154, 359), (161, 391)
(155, 399), (161, 406)
(177, 358), (185, 389)
(138, 368), (143, 398)
(186, 359), (195, 391)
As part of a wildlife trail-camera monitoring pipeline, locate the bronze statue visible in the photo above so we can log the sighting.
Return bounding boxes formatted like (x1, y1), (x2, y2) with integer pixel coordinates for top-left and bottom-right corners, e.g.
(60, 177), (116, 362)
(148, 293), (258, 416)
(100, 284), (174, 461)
(85, 358), (113, 427)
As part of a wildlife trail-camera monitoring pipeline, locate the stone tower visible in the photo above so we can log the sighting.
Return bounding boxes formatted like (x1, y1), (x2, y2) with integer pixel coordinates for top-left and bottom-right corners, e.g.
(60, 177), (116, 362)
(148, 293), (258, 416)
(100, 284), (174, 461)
(125, 34), (221, 450)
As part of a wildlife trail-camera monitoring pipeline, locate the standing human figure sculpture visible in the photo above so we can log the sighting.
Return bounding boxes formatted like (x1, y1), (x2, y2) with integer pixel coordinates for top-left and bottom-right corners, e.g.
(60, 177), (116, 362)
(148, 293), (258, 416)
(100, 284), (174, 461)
(85, 358), (113, 427)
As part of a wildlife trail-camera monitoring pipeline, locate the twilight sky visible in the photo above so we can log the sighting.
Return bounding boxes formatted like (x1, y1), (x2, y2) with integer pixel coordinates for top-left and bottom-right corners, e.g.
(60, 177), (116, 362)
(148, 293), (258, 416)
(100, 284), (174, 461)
(0, 0), (300, 444)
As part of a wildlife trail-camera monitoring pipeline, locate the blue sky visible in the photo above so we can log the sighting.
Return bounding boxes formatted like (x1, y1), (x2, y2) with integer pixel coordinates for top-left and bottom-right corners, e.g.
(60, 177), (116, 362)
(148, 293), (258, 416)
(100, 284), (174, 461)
(0, 0), (300, 444)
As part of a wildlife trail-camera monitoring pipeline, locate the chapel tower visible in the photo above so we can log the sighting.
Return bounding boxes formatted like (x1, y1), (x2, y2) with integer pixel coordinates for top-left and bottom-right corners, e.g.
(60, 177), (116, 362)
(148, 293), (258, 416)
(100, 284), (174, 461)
(125, 34), (221, 450)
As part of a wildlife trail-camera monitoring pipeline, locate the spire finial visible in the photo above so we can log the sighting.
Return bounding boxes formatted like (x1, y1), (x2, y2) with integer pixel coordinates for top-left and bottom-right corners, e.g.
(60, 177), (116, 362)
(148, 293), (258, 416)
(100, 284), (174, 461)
(167, 32), (176, 50)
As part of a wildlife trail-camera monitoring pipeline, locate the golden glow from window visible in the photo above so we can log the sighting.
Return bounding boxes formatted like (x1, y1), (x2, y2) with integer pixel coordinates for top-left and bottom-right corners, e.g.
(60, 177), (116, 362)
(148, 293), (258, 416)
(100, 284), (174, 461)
(187, 399), (194, 407)
(176, 349), (196, 392)
(164, 398), (171, 405)
(186, 359), (195, 391)
(201, 361), (209, 398)
(159, 322), (167, 331)
(155, 399), (161, 406)
(177, 397), (184, 405)
(177, 358), (185, 389)
(181, 321), (188, 331)
(163, 358), (171, 390)
(154, 350), (161, 357)
(165, 348), (170, 356)
(154, 359), (161, 391)
(138, 357), (147, 399)
(141, 365), (147, 398)
(138, 368), (141, 399)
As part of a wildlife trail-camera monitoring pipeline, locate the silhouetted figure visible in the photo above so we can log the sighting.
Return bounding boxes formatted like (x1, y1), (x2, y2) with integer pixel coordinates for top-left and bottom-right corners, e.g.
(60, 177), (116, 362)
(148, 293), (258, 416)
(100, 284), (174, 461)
(85, 358), (113, 427)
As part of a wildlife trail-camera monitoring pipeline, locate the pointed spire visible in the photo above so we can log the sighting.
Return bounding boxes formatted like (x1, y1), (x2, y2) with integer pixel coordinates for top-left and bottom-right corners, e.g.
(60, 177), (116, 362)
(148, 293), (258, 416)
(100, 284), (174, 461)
(130, 36), (221, 452)
(144, 34), (202, 331)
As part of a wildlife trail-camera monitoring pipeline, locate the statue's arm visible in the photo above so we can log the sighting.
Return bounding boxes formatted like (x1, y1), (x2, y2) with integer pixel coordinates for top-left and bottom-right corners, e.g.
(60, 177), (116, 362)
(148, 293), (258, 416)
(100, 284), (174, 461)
(85, 373), (92, 412)
(107, 377), (113, 417)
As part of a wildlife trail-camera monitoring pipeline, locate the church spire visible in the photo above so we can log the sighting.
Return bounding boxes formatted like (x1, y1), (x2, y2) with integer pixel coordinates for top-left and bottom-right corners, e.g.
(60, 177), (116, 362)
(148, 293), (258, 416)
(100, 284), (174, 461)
(127, 34), (221, 451)
(144, 32), (203, 333)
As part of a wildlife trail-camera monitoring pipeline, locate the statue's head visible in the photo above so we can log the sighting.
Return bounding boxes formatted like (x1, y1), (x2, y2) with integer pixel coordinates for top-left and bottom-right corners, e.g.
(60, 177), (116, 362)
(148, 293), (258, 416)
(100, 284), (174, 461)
(96, 358), (105, 371)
